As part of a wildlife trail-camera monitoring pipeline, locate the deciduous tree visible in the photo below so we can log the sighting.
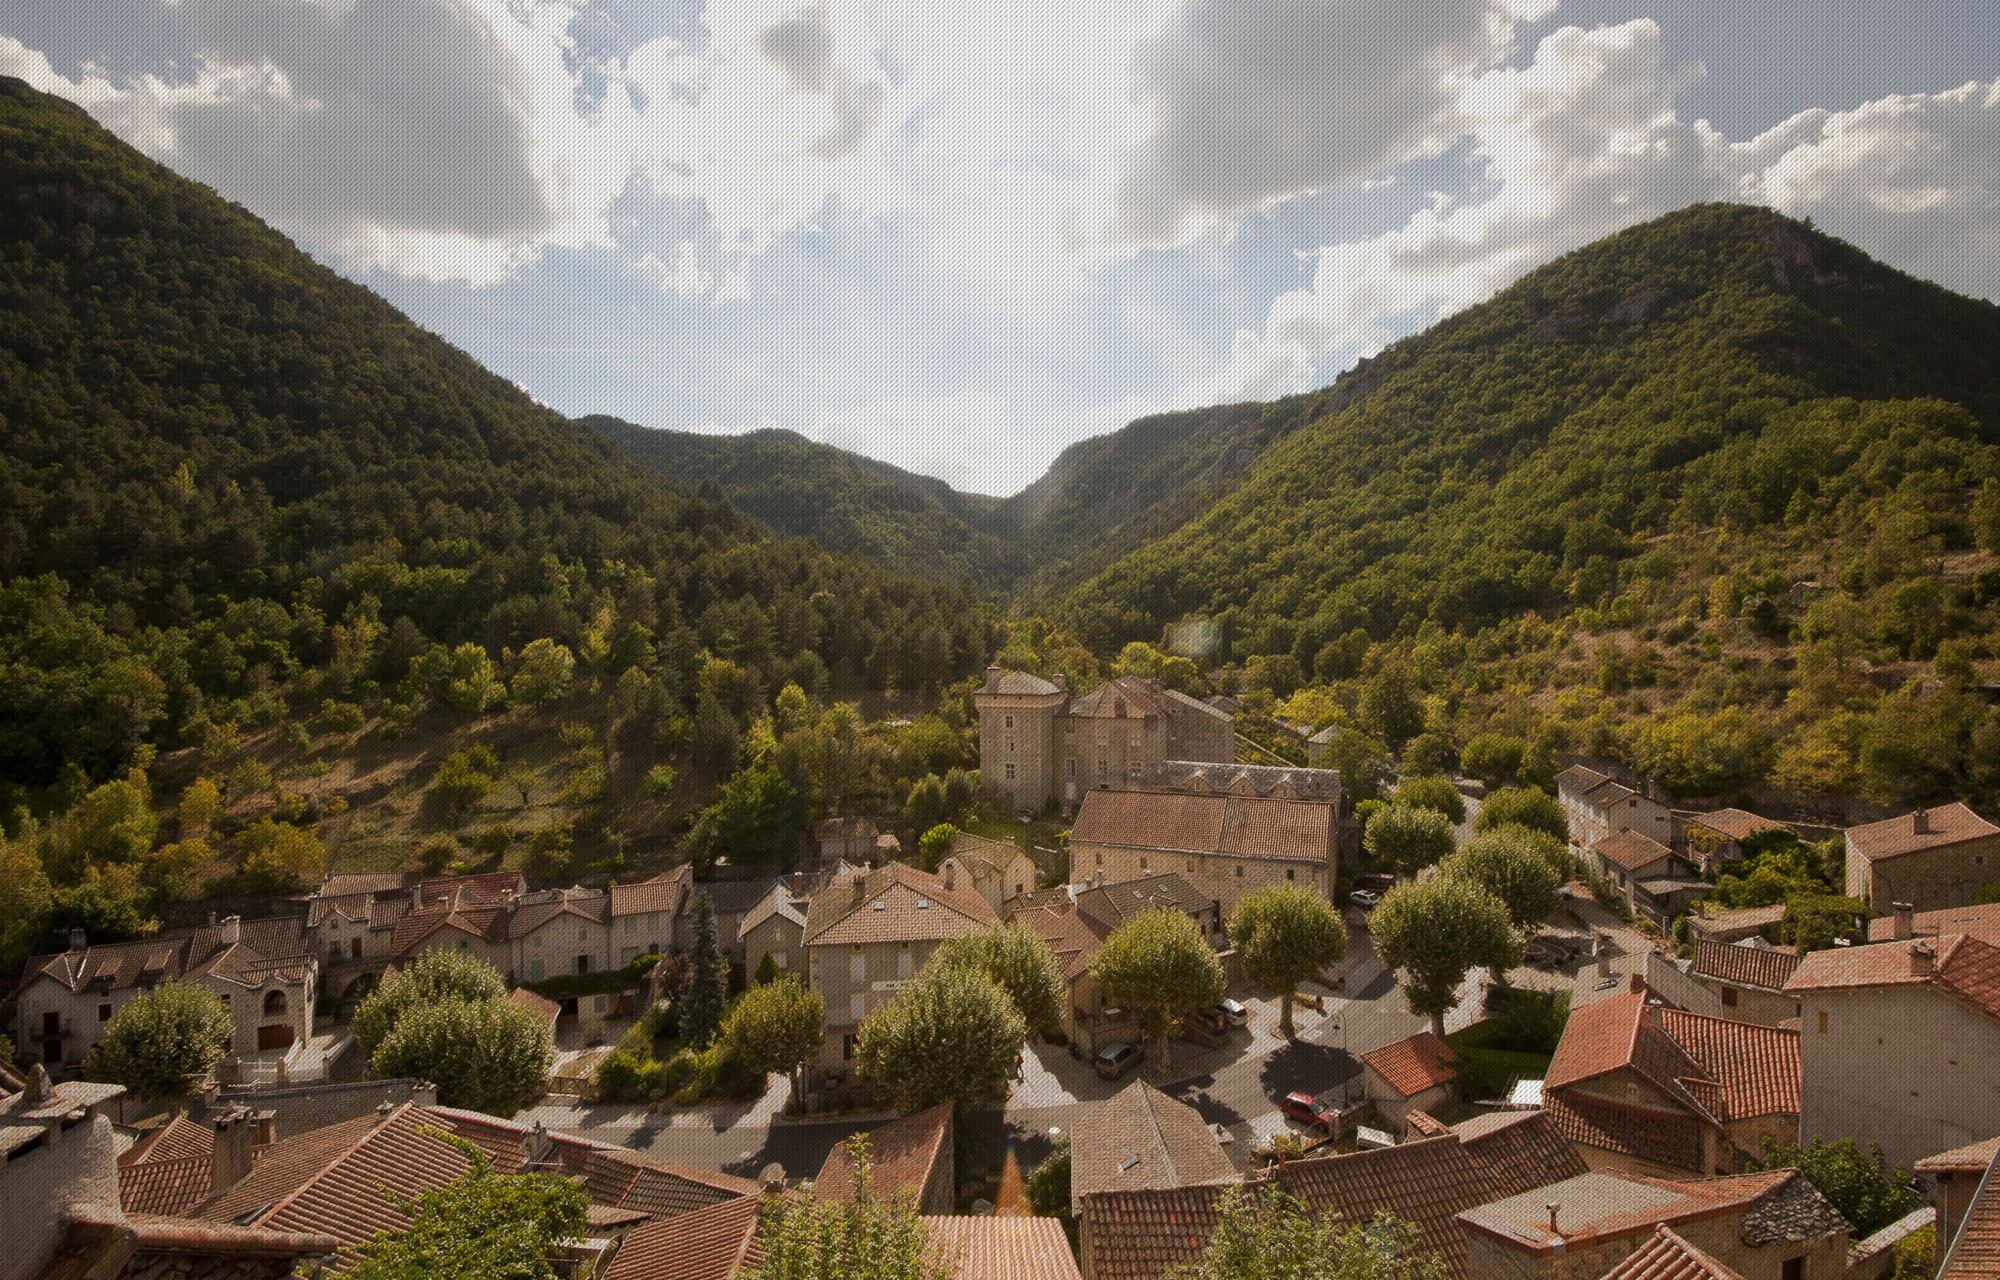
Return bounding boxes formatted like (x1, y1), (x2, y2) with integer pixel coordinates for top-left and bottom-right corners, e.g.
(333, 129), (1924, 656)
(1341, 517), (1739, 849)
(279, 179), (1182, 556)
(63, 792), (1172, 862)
(1393, 776), (1466, 826)
(84, 980), (232, 1109)
(1089, 907), (1224, 1074)
(1472, 785), (1568, 843)
(353, 949), (508, 1057)
(1371, 877), (1523, 1037)
(719, 975), (824, 1105)
(1363, 803), (1456, 877)
(753, 1139), (949, 1280)
(1167, 1186), (1447, 1280)
(1228, 885), (1346, 1037)
(928, 922), (1067, 1035)
(371, 995), (554, 1116)
(856, 964), (1024, 1115)
(351, 1145), (587, 1280)
(1752, 1136), (1921, 1237)
(1439, 825), (1564, 932)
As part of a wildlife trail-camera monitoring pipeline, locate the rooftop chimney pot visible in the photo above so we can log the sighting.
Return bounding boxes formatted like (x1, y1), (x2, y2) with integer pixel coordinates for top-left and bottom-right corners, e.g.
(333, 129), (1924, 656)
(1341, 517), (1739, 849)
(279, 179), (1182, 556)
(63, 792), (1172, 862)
(1912, 941), (1936, 975)
(1915, 809), (1932, 835)
(1547, 1203), (1560, 1235)
(1892, 902), (1914, 941)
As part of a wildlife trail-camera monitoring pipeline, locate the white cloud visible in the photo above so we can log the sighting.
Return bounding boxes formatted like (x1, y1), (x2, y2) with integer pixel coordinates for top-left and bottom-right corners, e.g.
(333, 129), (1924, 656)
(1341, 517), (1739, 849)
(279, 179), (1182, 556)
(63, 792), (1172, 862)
(634, 242), (715, 297)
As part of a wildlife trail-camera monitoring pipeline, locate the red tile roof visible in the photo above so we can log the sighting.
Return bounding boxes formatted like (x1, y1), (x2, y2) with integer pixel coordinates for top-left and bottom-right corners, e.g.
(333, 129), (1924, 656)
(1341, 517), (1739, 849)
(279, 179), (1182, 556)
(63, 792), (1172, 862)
(1070, 1082), (1235, 1213)
(1689, 940), (1803, 993)
(1653, 1009), (1799, 1121)
(1012, 902), (1107, 982)
(1547, 990), (1652, 1091)
(600, 1192), (760, 1280)
(1076, 1184), (1226, 1280)
(1361, 1032), (1460, 1098)
(804, 863), (996, 947)
(1596, 1223), (1747, 1280)
(508, 986), (562, 1028)
(388, 901), (509, 954)
(1452, 1110), (1590, 1199)
(1786, 934), (2000, 1022)
(1593, 831), (1675, 873)
(924, 1215), (1084, 1280)
(1848, 803), (2000, 863)
(1275, 1135), (1497, 1279)
(1070, 790), (1336, 865)
(609, 868), (688, 919)
(1558, 766), (1612, 798)
(1918, 1136), (2000, 1174)
(122, 1113), (214, 1167)
(1869, 903), (2000, 945)
(1545, 1092), (1707, 1172)
(121, 1154), (218, 1216)
(815, 1102), (954, 1208)
(1940, 1146), (2000, 1279)
(1687, 809), (1788, 844)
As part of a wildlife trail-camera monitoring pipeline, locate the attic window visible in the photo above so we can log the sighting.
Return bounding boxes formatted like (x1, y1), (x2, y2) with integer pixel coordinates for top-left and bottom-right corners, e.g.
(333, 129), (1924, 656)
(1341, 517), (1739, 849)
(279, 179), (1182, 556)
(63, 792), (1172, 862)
(873, 900), (886, 911)
(917, 899), (930, 909)
(1119, 1155), (1140, 1172)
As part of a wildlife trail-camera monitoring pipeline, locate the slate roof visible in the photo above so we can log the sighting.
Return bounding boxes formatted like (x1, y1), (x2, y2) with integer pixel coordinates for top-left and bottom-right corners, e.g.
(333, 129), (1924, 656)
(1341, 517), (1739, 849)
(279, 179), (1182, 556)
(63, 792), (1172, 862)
(1066, 677), (1230, 725)
(1074, 873), (1213, 931)
(1848, 803), (2000, 863)
(979, 668), (1064, 697)
(737, 881), (808, 941)
(815, 1101), (953, 1207)
(1070, 1081), (1235, 1214)
(600, 1192), (760, 1280)
(387, 899), (509, 953)
(1071, 790), (1336, 864)
(1558, 765), (1613, 798)
(20, 918), (312, 997)
(509, 887), (611, 937)
(1786, 933), (2000, 1022)
(1596, 1224), (1747, 1280)
(1158, 762), (1344, 801)
(803, 862), (996, 947)
(1362, 1032), (1460, 1098)
(924, 1215), (1085, 1280)
(1593, 831), (1675, 874)
(1689, 940), (1803, 993)
(608, 868), (688, 919)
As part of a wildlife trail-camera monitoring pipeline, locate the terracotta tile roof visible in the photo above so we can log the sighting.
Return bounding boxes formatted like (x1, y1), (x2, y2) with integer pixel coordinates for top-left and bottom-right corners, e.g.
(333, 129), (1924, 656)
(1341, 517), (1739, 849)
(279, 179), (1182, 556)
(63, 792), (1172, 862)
(1593, 831), (1675, 874)
(314, 872), (411, 899)
(1544, 1092), (1706, 1172)
(1918, 1135), (2000, 1173)
(980, 668), (1064, 697)
(804, 863), (996, 947)
(1869, 903), (2000, 944)
(738, 881), (807, 941)
(1076, 1183), (1226, 1280)
(1940, 1146), (2000, 1279)
(609, 868), (688, 918)
(1849, 803), (2000, 863)
(1276, 1135), (1497, 1279)
(509, 888), (611, 938)
(1066, 677), (1228, 725)
(1452, 1110), (1589, 1199)
(121, 1154), (219, 1216)
(601, 1192), (760, 1280)
(122, 1113), (214, 1167)
(1597, 1224), (1747, 1280)
(815, 1102), (954, 1207)
(1653, 1009), (1799, 1120)
(387, 901), (509, 954)
(1012, 902), (1107, 982)
(1689, 940), (1802, 993)
(1070, 1082), (1235, 1214)
(1547, 990), (1652, 1091)
(1070, 790), (1337, 865)
(1406, 1110), (1452, 1137)
(1074, 873), (1213, 931)
(423, 1106), (760, 1212)
(924, 1215), (1084, 1280)
(1687, 809), (1787, 844)
(1786, 933), (2000, 1022)
(508, 986), (561, 1028)
(1557, 765), (1612, 798)
(1457, 1168), (1799, 1253)
(1361, 1032), (1460, 1098)
(415, 871), (524, 907)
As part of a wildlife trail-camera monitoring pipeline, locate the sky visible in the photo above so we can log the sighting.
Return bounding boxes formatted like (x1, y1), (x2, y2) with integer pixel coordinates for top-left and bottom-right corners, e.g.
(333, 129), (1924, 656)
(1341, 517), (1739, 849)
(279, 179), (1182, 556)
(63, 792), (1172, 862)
(4, 1), (1998, 496)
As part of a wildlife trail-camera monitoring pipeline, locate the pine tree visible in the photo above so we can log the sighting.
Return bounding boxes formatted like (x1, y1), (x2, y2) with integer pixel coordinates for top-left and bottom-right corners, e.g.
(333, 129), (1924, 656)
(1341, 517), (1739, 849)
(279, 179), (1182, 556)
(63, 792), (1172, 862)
(681, 888), (727, 1050)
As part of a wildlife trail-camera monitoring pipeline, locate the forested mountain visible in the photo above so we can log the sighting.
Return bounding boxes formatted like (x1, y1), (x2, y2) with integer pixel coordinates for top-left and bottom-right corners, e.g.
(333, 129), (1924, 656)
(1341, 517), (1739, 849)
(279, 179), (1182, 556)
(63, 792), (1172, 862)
(0, 76), (992, 970)
(1055, 204), (2000, 813)
(584, 416), (1020, 585)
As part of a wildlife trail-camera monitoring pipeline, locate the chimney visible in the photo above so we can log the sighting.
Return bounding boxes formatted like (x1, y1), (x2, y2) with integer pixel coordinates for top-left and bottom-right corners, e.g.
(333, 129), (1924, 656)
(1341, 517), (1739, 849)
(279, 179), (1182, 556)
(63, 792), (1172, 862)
(1547, 1203), (1561, 1237)
(210, 1107), (256, 1193)
(67, 928), (86, 953)
(1911, 940), (1935, 976)
(1914, 808), (1932, 835)
(943, 860), (956, 891)
(1891, 902), (1914, 941)
(218, 915), (241, 946)
(208, 910), (218, 927)
(792, 872), (804, 898)
(411, 884), (425, 910)
(852, 877), (868, 906)
(1053, 675), (1067, 691)
(252, 1110), (278, 1146)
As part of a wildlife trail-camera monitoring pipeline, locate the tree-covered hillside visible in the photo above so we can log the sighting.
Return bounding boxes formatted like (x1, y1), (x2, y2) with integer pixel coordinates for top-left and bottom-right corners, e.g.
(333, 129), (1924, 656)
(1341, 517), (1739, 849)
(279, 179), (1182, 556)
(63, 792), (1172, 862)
(585, 416), (1020, 586)
(1058, 204), (2000, 813)
(0, 77), (993, 972)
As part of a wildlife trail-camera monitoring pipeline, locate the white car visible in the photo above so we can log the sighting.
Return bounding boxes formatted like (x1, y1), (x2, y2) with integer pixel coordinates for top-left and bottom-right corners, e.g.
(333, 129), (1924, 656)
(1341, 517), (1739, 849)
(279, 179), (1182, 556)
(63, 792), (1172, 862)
(1348, 889), (1382, 910)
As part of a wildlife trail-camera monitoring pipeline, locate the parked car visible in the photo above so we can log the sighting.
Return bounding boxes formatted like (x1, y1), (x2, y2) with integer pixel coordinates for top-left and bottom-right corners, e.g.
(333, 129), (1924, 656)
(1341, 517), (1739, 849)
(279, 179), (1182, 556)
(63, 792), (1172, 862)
(1277, 1090), (1339, 1130)
(1211, 997), (1249, 1027)
(1094, 1041), (1145, 1080)
(1348, 888), (1382, 910)
(1353, 872), (1397, 894)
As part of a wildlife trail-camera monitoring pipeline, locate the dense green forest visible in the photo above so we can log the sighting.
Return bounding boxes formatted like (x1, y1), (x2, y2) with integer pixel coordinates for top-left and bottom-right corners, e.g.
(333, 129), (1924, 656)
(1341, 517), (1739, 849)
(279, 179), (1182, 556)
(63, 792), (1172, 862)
(0, 77), (994, 973)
